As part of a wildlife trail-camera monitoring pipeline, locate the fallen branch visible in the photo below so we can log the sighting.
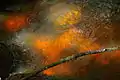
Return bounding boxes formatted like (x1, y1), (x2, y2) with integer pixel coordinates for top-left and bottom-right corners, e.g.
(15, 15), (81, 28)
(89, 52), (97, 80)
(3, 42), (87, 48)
(7, 47), (120, 80)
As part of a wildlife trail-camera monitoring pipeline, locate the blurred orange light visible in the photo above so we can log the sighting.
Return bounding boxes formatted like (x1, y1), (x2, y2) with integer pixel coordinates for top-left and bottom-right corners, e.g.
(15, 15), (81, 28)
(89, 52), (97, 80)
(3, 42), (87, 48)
(4, 15), (28, 32)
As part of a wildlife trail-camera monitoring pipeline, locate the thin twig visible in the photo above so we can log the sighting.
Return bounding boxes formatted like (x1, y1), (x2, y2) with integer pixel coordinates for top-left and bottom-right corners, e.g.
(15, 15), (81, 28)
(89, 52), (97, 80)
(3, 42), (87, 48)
(21, 46), (120, 80)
